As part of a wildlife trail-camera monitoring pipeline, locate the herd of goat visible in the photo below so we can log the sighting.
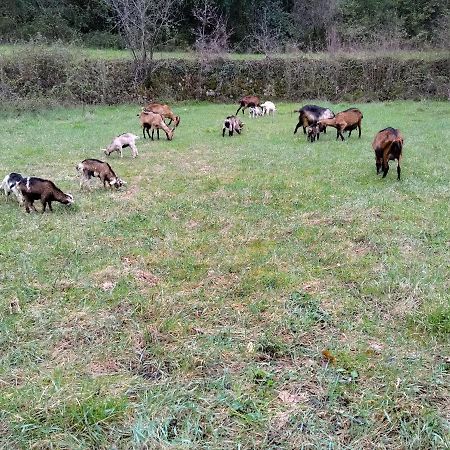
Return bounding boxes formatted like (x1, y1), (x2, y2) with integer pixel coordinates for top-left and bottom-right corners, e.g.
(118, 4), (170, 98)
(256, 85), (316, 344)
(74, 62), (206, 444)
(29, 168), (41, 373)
(1, 97), (404, 213)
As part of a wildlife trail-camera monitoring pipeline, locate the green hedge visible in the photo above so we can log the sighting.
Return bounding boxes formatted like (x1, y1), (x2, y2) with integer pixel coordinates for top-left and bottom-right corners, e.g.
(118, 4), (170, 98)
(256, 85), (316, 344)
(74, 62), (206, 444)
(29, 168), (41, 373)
(1, 49), (448, 105)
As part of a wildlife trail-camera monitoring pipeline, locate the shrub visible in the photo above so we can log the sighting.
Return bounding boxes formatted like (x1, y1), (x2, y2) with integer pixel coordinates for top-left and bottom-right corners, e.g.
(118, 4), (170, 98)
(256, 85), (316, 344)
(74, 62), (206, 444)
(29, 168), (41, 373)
(0, 47), (448, 106)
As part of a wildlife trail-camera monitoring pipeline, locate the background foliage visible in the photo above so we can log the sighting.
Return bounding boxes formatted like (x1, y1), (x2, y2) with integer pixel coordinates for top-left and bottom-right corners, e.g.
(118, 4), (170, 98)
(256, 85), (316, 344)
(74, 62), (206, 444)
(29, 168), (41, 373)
(1, 0), (448, 50)
(0, 46), (448, 105)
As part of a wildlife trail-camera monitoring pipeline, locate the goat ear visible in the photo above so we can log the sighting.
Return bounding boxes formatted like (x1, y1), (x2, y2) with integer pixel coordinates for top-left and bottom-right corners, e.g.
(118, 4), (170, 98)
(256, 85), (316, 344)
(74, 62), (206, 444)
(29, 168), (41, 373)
(122, 180), (127, 185)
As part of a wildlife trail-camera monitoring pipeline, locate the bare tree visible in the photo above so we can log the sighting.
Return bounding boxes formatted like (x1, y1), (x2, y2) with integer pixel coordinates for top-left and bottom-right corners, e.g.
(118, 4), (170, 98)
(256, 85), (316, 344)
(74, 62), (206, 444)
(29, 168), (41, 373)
(193, 0), (231, 59)
(251, 1), (286, 55)
(105, 0), (178, 83)
(291, 0), (340, 51)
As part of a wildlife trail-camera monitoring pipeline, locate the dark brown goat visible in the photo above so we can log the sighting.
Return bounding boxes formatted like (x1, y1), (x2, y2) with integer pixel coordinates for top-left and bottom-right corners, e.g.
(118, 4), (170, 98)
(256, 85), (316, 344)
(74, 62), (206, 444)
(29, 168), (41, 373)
(236, 95), (260, 115)
(294, 105), (335, 135)
(77, 159), (126, 189)
(15, 177), (74, 213)
(318, 108), (363, 141)
(372, 127), (404, 180)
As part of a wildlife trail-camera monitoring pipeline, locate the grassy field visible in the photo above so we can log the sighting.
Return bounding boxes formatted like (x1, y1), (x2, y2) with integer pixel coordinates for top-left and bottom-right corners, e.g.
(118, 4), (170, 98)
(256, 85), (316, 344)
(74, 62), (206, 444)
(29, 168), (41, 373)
(1, 43), (449, 61)
(0, 101), (449, 449)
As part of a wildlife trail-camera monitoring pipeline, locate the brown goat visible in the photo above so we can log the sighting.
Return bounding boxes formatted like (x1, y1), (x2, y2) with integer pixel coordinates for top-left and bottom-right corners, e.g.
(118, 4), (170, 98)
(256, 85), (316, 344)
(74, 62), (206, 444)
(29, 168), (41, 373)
(318, 108), (363, 141)
(144, 103), (180, 129)
(77, 159), (126, 189)
(236, 95), (260, 115)
(139, 111), (174, 140)
(372, 127), (404, 180)
(15, 177), (74, 213)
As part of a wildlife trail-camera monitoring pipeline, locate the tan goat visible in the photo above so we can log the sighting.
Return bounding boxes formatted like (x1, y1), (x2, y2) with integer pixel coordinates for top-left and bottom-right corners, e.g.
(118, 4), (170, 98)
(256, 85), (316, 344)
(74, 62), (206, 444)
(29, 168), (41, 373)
(318, 108), (363, 141)
(139, 111), (174, 141)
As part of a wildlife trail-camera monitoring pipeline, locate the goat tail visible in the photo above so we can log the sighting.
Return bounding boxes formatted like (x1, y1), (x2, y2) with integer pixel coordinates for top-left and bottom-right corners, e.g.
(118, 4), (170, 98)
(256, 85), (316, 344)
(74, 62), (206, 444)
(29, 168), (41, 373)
(391, 138), (403, 154)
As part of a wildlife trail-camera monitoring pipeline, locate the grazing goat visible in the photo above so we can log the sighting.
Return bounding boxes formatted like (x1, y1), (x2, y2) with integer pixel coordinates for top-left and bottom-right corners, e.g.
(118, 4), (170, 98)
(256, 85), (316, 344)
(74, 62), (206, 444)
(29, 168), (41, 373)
(318, 108), (363, 141)
(15, 177), (73, 213)
(372, 128), (404, 180)
(236, 95), (260, 115)
(249, 106), (263, 118)
(294, 105), (335, 135)
(103, 133), (139, 158)
(1, 172), (24, 202)
(139, 111), (174, 141)
(261, 101), (276, 117)
(77, 159), (126, 189)
(144, 103), (180, 128)
(307, 124), (320, 142)
(223, 116), (244, 137)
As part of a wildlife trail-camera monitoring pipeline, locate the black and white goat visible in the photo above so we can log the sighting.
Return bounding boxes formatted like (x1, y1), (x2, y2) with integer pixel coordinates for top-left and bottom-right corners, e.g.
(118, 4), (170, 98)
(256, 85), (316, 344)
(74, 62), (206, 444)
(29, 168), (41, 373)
(222, 116), (244, 137)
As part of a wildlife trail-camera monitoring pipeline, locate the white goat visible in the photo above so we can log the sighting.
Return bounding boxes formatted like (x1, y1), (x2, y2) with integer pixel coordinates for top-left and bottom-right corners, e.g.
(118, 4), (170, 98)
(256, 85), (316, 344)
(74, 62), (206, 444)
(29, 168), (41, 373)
(103, 133), (140, 158)
(249, 106), (263, 119)
(261, 101), (276, 117)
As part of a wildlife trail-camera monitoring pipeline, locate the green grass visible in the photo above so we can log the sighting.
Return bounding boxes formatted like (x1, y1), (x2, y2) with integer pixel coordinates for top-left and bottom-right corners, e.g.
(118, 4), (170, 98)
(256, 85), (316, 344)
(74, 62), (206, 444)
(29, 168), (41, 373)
(0, 101), (449, 449)
(0, 43), (448, 61)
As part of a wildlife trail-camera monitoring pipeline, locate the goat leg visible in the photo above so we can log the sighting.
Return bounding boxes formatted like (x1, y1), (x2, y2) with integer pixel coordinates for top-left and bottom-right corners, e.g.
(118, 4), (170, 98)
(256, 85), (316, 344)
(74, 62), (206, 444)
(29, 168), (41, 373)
(376, 161), (382, 174)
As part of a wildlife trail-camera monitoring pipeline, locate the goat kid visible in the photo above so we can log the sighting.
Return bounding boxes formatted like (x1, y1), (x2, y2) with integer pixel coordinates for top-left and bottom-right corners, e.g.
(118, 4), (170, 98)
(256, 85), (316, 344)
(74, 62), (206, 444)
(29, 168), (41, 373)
(307, 124), (320, 142)
(249, 106), (263, 118)
(77, 159), (126, 189)
(261, 101), (276, 117)
(372, 127), (404, 180)
(223, 116), (244, 137)
(15, 177), (73, 213)
(103, 133), (139, 158)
